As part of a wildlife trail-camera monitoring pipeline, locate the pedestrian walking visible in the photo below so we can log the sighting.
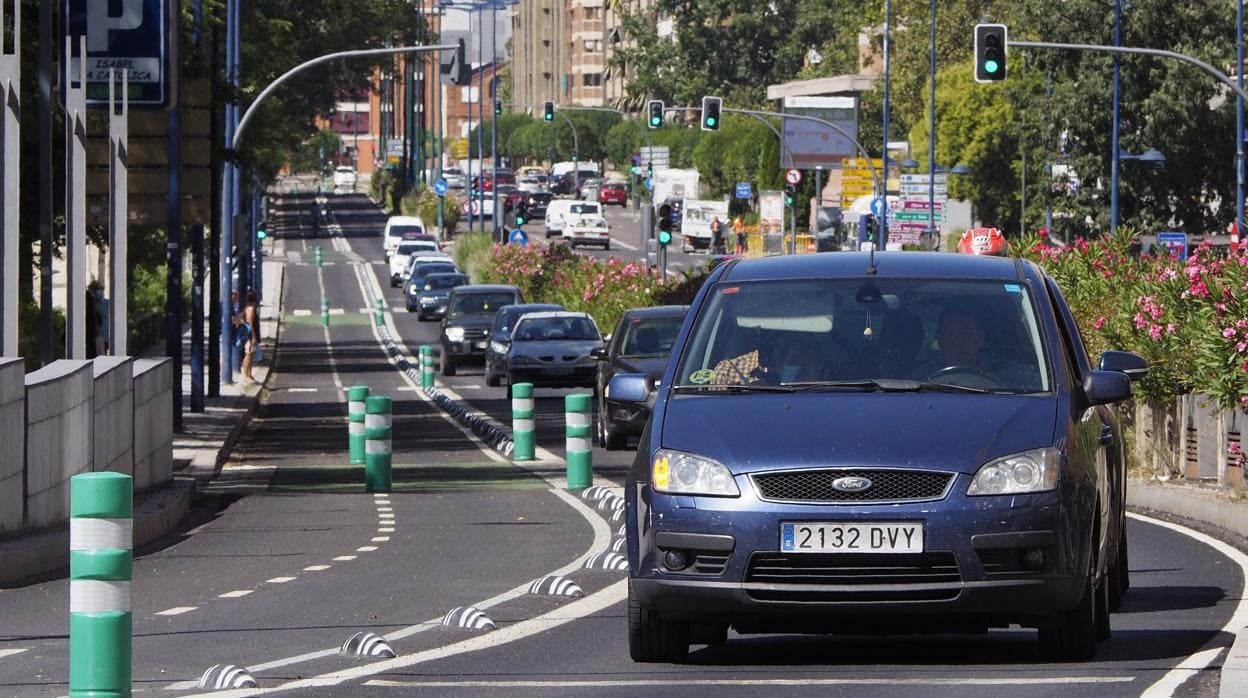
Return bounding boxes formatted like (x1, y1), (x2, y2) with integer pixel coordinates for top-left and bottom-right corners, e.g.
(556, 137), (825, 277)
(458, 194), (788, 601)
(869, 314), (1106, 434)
(710, 216), (726, 255)
(235, 291), (261, 383)
(733, 216), (747, 255)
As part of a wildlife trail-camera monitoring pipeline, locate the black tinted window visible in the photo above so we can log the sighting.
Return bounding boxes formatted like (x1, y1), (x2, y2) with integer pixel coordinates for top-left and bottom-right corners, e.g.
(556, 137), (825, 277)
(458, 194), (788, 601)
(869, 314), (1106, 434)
(450, 292), (518, 317)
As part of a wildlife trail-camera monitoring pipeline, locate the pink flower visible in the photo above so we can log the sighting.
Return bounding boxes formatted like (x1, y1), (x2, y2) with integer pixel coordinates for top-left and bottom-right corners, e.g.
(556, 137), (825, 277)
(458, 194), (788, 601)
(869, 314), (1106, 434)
(1094, 317), (1107, 330)
(1148, 324), (1163, 340)
(1226, 328), (1238, 339)
(1166, 323), (1176, 335)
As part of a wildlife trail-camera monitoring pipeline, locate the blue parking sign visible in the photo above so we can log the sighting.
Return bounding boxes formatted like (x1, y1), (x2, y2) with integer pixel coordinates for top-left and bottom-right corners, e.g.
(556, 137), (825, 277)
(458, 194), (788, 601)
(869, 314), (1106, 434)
(1156, 232), (1188, 261)
(63, 0), (177, 109)
(735, 182), (752, 199)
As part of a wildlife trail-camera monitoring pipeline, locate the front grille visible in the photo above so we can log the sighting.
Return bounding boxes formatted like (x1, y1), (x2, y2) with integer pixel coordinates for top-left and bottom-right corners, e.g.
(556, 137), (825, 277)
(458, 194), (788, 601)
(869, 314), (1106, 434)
(462, 328), (488, 341)
(691, 552), (730, 575)
(746, 552), (961, 585)
(752, 469), (953, 503)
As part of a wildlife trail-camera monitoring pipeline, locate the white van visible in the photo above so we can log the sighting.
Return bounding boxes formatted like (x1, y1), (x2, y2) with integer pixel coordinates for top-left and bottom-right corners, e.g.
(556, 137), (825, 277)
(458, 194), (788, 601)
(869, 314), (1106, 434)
(382, 215), (428, 259)
(545, 200), (603, 238)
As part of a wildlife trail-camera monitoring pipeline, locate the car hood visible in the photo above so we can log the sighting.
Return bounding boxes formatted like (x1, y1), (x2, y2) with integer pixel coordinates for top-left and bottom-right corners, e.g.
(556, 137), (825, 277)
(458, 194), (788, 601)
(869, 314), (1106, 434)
(511, 339), (602, 359)
(613, 356), (669, 377)
(659, 392), (1057, 475)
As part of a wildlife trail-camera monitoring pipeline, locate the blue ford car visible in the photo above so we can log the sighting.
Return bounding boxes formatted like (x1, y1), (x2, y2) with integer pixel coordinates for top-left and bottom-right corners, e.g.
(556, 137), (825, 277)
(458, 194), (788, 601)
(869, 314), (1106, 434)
(615, 252), (1146, 663)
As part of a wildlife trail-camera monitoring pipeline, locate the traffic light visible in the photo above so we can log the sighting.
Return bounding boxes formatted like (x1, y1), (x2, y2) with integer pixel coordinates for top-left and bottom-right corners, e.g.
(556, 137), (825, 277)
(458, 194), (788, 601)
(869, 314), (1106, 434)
(630, 154), (640, 175)
(647, 100), (665, 129)
(783, 184), (796, 207)
(452, 39), (471, 86)
(494, 100), (502, 116)
(657, 203), (673, 246)
(974, 24), (1008, 82)
(515, 201), (528, 227)
(256, 228), (268, 241)
(543, 101), (555, 122)
(700, 95), (722, 131)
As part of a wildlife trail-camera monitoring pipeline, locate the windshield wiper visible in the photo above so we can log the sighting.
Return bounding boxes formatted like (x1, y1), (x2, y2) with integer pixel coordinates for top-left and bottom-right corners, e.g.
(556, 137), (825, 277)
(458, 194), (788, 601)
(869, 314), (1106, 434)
(781, 379), (992, 394)
(671, 383), (796, 393)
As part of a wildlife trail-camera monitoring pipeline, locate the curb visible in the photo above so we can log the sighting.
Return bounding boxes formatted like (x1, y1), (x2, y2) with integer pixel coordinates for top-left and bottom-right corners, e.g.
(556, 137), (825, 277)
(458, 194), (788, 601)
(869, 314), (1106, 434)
(425, 387), (515, 457)
(0, 479), (193, 587)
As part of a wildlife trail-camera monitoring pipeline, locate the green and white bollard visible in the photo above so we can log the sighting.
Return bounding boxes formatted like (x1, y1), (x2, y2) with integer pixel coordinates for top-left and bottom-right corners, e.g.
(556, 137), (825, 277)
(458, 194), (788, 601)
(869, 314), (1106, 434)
(321, 299), (330, 327)
(348, 385), (370, 465)
(70, 472), (133, 698)
(565, 393), (593, 489)
(315, 245), (323, 267)
(420, 346), (434, 390)
(364, 395), (393, 492)
(374, 298), (385, 326)
(512, 383), (535, 462)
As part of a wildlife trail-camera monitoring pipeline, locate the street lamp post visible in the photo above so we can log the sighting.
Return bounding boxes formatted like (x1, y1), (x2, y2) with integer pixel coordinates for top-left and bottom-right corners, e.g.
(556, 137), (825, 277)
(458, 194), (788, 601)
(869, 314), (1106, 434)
(1109, 0), (1122, 236)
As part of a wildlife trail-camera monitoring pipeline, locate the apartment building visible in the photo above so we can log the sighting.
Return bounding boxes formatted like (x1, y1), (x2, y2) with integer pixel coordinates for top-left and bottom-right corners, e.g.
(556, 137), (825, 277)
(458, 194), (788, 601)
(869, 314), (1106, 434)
(567, 0), (606, 106)
(511, 0), (568, 110)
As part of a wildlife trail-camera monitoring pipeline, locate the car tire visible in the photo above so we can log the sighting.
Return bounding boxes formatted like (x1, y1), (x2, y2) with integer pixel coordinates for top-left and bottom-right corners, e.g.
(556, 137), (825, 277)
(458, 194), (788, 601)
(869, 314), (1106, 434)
(442, 357), (457, 377)
(1038, 537), (1100, 661)
(601, 406), (626, 451)
(390, 278), (399, 288)
(627, 580), (689, 663)
(486, 369), (500, 387)
(417, 312), (427, 322)
(603, 242), (611, 251)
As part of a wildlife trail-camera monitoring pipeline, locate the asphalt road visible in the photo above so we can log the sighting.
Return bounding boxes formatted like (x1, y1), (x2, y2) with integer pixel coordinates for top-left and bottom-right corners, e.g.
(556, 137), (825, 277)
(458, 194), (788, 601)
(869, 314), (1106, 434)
(0, 191), (1244, 697)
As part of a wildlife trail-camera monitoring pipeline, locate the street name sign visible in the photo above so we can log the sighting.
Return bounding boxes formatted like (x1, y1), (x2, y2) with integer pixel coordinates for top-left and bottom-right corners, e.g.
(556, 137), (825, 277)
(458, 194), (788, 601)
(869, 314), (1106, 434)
(63, 0), (177, 109)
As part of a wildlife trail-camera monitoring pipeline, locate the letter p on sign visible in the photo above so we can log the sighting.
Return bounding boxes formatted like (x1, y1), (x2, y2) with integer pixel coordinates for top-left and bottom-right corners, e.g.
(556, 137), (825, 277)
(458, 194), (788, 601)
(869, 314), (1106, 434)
(87, 0), (144, 52)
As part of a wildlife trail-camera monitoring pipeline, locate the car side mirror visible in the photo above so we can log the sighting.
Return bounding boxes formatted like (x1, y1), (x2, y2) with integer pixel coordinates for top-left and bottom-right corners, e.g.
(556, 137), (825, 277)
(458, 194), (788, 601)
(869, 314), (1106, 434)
(590, 347), (607, 360)
(608, 373), (650, 404)
(1084, 370), (1132, 405)
(1098, 350), (1148, 382)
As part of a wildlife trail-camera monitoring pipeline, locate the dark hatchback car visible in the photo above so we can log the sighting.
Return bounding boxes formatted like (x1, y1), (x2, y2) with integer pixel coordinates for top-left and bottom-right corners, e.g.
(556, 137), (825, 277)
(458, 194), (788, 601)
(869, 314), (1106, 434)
(594, 305), (688, 451)
(440, 285), (524, 376)
(413, 272), (470, 321)
(503, 311), (603, 390)
(525, 192), (553, 219)
(405, 261), (458, 311)
(616, 252), (1146, 663)
(485, 303), (566, 387)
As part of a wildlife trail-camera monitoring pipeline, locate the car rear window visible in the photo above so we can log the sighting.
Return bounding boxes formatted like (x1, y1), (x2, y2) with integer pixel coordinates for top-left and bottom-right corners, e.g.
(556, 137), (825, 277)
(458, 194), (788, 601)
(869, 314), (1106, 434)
(450, 292), (519, 317)
(426, 274), (468, 289)
(398, 241), (437, 255)
(675, 278), (1050, 393)
(390, 225), (423, 237)
(620, 316), (683, 357)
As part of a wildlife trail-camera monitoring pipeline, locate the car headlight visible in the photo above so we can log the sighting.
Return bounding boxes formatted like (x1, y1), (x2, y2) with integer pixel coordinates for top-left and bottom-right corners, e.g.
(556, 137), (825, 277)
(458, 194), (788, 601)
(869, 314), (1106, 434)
(409, 285), (419, 294)
(967, 447), (1061, 496)
(445, 327), (465, 342)
(489, 341), (508, 354)
(651, 449), (739, 497)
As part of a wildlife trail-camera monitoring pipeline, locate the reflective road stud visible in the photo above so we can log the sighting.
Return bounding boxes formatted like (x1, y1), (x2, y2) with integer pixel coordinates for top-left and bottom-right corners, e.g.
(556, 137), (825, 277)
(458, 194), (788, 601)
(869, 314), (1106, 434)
(565, 393), (592, 489)
(374, 298), (385, 326)
(70, 472), (133, 698)
(364, 395), (393, 492)
(321, 299), (330, 327)
(512, 383), (535, 462)
(348, 385), (370, 465)
(420, 346), (434, 390)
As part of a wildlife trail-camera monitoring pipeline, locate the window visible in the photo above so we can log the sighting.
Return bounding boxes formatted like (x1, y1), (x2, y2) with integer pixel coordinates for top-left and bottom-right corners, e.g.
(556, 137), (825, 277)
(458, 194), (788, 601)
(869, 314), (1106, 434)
(585, 7), (602, 19)
(584, 39), (602, 52)
(582, 73), (603, 87)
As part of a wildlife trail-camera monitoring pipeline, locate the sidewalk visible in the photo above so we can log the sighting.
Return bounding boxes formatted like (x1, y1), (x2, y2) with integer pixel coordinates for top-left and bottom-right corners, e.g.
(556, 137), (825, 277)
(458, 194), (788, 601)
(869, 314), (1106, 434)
(0, 238), (285, 587)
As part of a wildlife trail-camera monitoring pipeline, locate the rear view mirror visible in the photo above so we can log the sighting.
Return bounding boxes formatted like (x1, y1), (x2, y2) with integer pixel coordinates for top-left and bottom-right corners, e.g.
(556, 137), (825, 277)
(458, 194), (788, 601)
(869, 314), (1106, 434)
(608, 373), (649, 404)
(590, 347), (607, 360)
(1085, 370), (1132, 405)
(1098, 350), (1148, 382)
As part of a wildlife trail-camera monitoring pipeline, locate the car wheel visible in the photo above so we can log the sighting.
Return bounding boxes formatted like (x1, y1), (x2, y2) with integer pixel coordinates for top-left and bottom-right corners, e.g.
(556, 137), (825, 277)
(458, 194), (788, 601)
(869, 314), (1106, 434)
(627, 580), (689, 663)
(602, 411), (626, 451)
(1038, 537), (1100, 661)
(603, 242), (611, 251)
(486, 369), (500, 387)
(441, 357), (457, 377)
(417, 312), (427, 322)
(390, 278), (398, 288)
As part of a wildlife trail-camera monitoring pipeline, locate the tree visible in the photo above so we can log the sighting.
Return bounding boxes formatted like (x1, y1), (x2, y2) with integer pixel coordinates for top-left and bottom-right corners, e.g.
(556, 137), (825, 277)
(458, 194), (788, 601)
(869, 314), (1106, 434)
(289, 130), (343, 173)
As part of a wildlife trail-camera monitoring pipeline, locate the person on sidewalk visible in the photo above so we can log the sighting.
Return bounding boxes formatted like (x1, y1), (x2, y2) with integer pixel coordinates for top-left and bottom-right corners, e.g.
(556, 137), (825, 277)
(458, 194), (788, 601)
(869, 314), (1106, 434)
(733, 216), (747, 255)
(235, 291), (261, 383)
(710, 216), (726, 255)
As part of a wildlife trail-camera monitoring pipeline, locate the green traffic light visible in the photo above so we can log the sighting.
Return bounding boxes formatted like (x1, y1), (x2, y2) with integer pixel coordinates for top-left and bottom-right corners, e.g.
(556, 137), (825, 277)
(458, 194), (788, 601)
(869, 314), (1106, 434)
(650, 117), (660, 126)
(658, 230), (672, 245)
(706, 117), (717, 127)
(984, 59), (1000, 74)
(257, 230), (268, 240)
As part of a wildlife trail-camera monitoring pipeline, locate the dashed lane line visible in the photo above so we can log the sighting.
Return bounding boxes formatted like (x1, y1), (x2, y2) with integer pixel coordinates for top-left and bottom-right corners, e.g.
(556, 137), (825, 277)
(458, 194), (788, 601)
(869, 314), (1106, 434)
(286, 388), (318, 393)
(265, 577), (296, 584)
(218, 590), (253, 599)
(0, 649), (29, 660)
(155, 607), (197, 617)
(331, 556), (356, 562)
(355, 546), (378, 553)
(378, 527), (394, 533)
(370, 537), (390, 543)
(1135, 511), (1248, 697)
(303, 565), (331, 572)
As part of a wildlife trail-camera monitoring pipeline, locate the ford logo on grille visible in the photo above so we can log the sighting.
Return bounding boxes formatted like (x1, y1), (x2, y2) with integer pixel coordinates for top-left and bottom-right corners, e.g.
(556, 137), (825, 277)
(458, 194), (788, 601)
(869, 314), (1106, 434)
(831, 476), (873, 493)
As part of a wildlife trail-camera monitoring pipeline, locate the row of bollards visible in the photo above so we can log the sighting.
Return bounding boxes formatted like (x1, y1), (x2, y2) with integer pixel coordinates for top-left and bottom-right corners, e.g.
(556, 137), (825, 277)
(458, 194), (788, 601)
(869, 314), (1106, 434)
(346, 385), (393, 492)
(511, 383), (593, 490)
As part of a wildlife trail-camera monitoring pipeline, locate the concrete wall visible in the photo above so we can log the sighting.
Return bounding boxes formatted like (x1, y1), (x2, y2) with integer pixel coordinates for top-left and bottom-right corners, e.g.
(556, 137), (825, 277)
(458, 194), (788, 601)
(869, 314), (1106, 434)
(0, 359), (25, 534)
(133, 358), (173, 491)
(24, 360), (94, 529)
(92, 356), (134, 476)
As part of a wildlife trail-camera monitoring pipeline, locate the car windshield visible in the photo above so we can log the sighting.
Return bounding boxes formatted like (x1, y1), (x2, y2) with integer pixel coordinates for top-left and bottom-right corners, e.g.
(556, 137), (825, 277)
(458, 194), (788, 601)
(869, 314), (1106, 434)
(674, 278), (1050, 393)
(390, 224), (423, 237)
(426, 275), (466, 290)
(620, 316), (683, 357)
(515, 316), (600, 342)
(450, 292), (517, 317)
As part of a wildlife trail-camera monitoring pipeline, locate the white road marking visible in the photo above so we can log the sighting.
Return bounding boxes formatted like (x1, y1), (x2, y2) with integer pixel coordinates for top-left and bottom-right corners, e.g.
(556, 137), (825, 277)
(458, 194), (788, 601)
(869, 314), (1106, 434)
(266, 576), (296, 584)
(376, 506), (392, 512)
(364, 677), (1135, 689)
(378, 527), (395, 533)
(328, 308), (346, 316)
(396, 386), (418, 391)
(0, 648), (29, 660)
(371, 536), (390, 542)
(611, 237), (639, 251)
(332, 555), (356, 561)
(372, 494), (389, 499)
(303, 565), (331, 572)
(454, 384), (484, 390)
(378, 513), (395, 519)
(292, 309), (311, 316)
(1135, 511), (1248, 697)
(155, 606), (196, 616)
(314, 262), (346, 396)
(286, 388), (318, 393)
(218, 590), (253, 599)
(356, 546), (378, 552)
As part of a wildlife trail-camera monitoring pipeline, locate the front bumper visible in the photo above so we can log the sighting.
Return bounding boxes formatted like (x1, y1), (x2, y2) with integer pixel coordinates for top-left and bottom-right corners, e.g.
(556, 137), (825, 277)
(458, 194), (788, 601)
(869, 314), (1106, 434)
(510, 366), (596, 387)
(443, 339), (490, 360)
(628, 480), (1085, 629)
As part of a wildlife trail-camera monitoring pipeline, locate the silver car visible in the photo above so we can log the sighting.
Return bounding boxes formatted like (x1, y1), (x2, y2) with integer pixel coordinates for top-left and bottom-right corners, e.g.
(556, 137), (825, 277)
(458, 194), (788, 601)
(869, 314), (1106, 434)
(503, 311), (603, 390)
